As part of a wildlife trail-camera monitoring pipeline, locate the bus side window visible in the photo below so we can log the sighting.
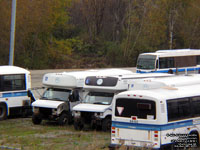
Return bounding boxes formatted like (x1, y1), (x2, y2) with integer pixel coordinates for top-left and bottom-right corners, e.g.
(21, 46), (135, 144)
(159, 57), (174, 69)
(167, 98), (190, 122)
(196, 56), (200, 65)
(191, 96), (200, 117)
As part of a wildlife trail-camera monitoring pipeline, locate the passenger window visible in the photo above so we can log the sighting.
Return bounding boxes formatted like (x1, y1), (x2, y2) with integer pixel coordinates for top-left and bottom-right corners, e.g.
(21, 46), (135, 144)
(159, 57), (174, 69)
(0, 74), (26, 91)
(167, 98), (190, 122)
(191, 97), (200, 117)
(196, 56), (200, 65)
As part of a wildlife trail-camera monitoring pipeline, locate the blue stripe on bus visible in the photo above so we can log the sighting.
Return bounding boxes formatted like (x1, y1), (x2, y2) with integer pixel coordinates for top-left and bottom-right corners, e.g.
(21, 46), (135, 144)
(2, 91), (27, 98)
(112, 120), (195, 131)
(136, 67), (200, 73)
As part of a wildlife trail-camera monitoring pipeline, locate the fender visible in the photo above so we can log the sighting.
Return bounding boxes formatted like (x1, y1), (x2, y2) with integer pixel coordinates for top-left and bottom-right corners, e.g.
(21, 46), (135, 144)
(0, 102), (9, 116)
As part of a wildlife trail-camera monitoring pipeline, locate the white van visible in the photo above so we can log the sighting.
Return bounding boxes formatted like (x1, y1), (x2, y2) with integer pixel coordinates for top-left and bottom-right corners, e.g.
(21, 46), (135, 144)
(31, 70), (95, 125)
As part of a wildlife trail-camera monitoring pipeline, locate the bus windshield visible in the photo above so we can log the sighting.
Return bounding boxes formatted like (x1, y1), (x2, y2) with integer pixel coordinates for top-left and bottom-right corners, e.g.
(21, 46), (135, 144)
(115, 98), (156, 119)
(83, 92), (114, 105)
(42, 88), (71, 102)
(137, 55), (156, 70)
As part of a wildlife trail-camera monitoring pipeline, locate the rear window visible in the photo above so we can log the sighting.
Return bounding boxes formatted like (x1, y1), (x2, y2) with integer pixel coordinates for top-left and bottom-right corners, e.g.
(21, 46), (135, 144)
(115, 98), (156, 119)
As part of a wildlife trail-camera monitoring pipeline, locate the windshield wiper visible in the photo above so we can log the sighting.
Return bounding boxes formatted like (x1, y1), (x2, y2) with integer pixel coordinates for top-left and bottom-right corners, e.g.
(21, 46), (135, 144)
(93, 102), (106, 105)
(41, 97), (48, 100)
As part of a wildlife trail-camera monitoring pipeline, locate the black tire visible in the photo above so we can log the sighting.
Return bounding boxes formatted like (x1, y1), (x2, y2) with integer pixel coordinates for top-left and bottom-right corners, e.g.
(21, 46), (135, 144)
(32, 114), (42, 125)
(0, 103), (7, 121)
(58, 112), (69, 125)
(74, 120), (84, 130)
(188, 132), (199, 148)
(102, 117), (111, 132)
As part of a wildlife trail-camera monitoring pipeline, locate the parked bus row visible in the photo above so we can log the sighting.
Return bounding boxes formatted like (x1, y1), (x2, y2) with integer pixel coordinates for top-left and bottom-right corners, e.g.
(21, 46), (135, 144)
(1, 48), (200, 149)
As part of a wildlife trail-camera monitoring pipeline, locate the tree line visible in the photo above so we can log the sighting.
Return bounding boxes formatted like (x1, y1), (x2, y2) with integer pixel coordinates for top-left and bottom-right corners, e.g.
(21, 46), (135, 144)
(0, 0), (200, 69)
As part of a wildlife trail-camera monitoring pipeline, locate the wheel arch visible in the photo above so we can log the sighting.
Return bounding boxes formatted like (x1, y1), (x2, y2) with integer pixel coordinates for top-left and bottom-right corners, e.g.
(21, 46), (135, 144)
(189, 130), (200, 146)
(0, 102), (8, 116)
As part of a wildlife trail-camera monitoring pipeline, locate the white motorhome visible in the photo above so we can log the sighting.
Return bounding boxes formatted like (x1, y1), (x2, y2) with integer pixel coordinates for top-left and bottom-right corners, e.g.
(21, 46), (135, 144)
(73, 73), (173, 131)
(110, 74), (200, 149)
(31, 69), (133, 125)
(0, 66), (31, 120)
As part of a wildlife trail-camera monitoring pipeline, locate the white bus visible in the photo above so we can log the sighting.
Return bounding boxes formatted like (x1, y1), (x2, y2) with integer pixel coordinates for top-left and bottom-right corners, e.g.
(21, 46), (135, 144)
(136, 49), (200, 74)
(31, 69), (133, 125)
(111, 77), (200, 149)
(73, 72), (173, 131)
(0, 66), (31, 120)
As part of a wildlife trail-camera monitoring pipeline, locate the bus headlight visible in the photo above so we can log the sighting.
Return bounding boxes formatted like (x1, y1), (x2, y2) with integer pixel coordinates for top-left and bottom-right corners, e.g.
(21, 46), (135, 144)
(74, 111), (81, 118)
(94, 112), (103, 117)
(52, 108), (57, 115)
(33, 107), (39, 114)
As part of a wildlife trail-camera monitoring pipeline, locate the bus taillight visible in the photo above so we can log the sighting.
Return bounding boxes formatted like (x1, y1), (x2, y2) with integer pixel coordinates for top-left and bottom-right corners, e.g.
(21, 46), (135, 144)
(112, 127), (116, 135)
(131, 116), (137, 120)
(154, 131), (159, 141)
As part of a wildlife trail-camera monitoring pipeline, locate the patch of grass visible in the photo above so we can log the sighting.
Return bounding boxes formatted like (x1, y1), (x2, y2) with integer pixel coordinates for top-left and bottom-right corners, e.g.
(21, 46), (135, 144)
(0, 118), (110, 150)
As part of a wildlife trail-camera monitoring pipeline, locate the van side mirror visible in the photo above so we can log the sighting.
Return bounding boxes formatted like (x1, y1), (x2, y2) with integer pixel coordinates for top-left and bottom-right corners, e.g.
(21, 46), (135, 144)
(27, 90), (32, 97)
(27, 90), (36, 103)
(69, 94), (74, 102)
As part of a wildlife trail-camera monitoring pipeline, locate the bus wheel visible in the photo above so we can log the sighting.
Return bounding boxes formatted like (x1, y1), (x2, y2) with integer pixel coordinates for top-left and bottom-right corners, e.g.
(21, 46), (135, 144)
(189, 131), (199, 148)
(0, 103), (7, 121)
(58, 112), (69, 125)
(74, 121), (84, 130)
(32, 114), (42, 125)
(102, 117), (111, 132)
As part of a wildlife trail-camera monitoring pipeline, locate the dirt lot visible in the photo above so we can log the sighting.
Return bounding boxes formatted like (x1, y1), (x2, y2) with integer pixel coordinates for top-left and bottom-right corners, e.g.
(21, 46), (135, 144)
(0, 68), (136, 150)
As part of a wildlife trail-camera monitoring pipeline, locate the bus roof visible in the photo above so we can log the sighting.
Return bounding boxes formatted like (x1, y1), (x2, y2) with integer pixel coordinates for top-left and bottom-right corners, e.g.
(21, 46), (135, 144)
(84, 73), (174, 92)
(43, 69), (133, 89)
(139, 49), (200, 57)
(119, 83), (200, 101)
(0, 65), (30, 75)
(128, 74), (200, 90)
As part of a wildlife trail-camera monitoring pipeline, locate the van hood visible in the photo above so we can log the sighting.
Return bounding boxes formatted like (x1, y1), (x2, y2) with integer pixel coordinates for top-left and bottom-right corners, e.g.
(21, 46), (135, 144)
(32, 99), (65, 109)
(73, 103), (111, 113)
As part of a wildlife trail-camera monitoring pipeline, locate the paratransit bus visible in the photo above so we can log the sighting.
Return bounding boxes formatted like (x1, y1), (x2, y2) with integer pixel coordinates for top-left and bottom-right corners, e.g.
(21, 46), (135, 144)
(0, 66), (31, 120)
(31, 69), (133, 125)
(110, 74), (200, 149)
(73, 72), (173, 131)
(136, 49), (200, 74)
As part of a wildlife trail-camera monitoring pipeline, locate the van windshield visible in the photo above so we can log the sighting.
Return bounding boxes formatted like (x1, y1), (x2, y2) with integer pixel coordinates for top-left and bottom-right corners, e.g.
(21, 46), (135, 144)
(83, 92), (114, 105)
(41, 88), (71, 102)
(115, 98), (156, 119)
(137, 55), (156, 70)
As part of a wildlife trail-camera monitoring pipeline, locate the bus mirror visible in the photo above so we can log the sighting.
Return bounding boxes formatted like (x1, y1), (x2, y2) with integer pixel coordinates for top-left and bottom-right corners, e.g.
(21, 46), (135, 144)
(27, 90), (32, 97)
(69, 95), (74, 102)
(27, 90), (36, 103)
